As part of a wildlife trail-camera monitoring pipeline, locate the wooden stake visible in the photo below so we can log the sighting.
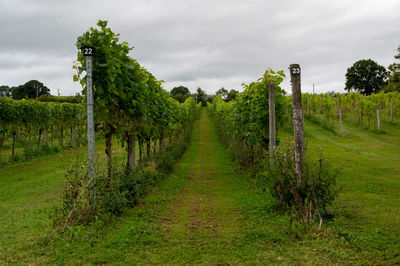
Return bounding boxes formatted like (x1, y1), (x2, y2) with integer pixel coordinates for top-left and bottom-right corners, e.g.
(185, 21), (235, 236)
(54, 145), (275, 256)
(290, 64), (305, 183)
(377, 104), (380, 130)
(269, 82), (276, 158)
(391, 98), (393, 122)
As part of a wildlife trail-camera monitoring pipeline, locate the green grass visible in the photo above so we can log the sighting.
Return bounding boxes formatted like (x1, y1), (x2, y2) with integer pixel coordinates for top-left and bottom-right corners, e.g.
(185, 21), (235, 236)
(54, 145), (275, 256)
(301, 115), (400, 263)
(0, 138), (139, 263)
(1, 109), (400, 264)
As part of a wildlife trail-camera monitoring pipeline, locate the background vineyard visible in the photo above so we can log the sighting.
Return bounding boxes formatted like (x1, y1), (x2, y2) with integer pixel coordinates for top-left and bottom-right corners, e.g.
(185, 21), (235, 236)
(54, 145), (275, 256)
(0, 99), (84, 163)
(301, 91), (400, 134)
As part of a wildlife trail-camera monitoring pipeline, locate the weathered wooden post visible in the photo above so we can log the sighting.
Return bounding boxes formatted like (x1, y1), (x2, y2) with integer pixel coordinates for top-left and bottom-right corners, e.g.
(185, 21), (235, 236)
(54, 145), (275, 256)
(335, 98), (342, 131)
(290, 64), (305, 182)
(377, 104), (380, 130)
(390, 97), (393, 122)
(269, 83), (276, 158)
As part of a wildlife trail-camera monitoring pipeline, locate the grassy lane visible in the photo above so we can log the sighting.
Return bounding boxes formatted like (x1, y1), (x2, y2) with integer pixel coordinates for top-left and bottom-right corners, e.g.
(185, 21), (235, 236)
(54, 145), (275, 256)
(132, 108), (243, 263)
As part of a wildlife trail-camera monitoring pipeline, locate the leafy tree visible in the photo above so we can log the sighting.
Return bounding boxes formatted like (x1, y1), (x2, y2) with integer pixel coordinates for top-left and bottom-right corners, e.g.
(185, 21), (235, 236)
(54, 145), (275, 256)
(345, 59), (388, 95)
(195, 87), (207, 106)
(11, 80), (51, 100)
(0, 86), (12, 97)
(216, 87), (228, 100)
(170, 86), (190, 103)
(226, 89), (238, 102)
(170, 86), (189, 96)
(384, 45), (400, 92)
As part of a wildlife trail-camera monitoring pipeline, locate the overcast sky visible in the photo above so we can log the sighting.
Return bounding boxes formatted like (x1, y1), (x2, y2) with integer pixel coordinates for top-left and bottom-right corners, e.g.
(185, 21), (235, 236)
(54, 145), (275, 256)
(0, 0), (399, 96)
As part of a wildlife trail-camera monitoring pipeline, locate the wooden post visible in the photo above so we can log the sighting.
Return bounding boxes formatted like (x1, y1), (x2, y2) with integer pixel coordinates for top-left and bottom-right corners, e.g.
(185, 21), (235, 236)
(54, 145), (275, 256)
(153, 139), (157, 157)
(105, 130), (112, 179)
(126, 133), (136, 173)
(51, 126), (54, 146)
(290, 64), (305, 183)
(391, 98), (393, 122)
(45, 128), (48, 145)
(138, 136), (143, 164)
(12, 132), (16, 157)
(146, 138), (151, 158)
(336, 99), (342, 130)
(269, 82), (276, 158)
(377, 104), (380, 130)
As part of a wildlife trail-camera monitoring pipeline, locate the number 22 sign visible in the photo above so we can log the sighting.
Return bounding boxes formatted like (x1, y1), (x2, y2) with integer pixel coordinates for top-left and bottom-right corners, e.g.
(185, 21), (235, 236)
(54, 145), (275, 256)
(83, 47), (93, 56)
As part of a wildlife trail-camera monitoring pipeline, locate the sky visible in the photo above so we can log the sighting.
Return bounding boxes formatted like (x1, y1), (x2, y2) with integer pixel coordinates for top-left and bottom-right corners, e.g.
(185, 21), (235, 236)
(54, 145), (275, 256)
(0, 0), (399, 96)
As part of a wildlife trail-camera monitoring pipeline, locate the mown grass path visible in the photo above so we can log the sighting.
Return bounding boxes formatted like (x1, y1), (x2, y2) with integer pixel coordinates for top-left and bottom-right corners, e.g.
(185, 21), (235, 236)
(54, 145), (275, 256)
(150, 108), (242, 261)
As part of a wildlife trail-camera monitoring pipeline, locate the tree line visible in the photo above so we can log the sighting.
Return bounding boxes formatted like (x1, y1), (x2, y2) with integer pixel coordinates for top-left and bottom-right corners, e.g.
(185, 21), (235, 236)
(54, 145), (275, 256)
(0, 80), (84, 104)
(0, 80), (51, 99)
(169, 85), (239, 105)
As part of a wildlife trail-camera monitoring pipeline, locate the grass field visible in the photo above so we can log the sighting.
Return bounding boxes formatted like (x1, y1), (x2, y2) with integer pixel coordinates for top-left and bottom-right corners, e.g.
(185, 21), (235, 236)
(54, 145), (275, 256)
(0, 109), (399, 264)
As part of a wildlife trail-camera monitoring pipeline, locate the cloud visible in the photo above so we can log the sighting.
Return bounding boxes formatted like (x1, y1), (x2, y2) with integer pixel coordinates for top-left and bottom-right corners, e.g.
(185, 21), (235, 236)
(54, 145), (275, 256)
(0, 0), (399, 95)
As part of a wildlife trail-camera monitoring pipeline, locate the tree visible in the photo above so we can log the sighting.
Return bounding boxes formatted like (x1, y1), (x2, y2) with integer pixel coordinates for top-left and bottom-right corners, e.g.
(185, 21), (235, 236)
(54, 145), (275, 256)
(345, 59), (388, 95)
(0, 85), (12, 97)
(384, 45), (400, 92)
(226, 89), (238, 102)
(170, 86), (190, 103)
(216, 87), (228, 100)
(195, 87), (207, 106)
(170, 86), (189, 96)
(12, 80), (51, 100)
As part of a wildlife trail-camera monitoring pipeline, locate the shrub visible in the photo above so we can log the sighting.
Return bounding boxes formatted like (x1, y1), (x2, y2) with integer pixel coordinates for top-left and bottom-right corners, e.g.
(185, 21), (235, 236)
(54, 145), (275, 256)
(120, 164), (160, 206)
(53, 162), (128, 228)
(259, 141), (339, 229)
